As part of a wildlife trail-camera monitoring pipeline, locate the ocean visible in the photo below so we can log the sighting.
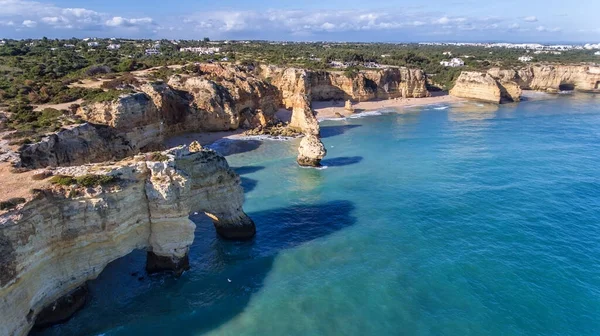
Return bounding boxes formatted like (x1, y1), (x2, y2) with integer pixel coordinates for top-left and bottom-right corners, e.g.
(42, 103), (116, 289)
(36, 93), (600, 336)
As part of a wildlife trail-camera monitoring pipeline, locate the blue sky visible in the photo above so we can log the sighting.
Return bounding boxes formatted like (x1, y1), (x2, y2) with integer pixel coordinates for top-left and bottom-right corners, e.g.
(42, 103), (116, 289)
(0, 0), (598, 42)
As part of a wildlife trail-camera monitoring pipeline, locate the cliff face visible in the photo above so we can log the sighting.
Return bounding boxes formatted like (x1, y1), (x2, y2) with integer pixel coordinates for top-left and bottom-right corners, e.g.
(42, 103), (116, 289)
(260, 65), (429, 103)
(517, 64), (600, 92)
(451, 65), (600, 103)
(450, 71), (522, 103)
(0, 145), (254, 336)
(260, 66), (327, 166)
(14, 63), (430, 169)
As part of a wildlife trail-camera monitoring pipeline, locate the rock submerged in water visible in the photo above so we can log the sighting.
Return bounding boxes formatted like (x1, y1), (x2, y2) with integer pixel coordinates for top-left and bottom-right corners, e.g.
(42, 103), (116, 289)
(297, 134), (327, 167)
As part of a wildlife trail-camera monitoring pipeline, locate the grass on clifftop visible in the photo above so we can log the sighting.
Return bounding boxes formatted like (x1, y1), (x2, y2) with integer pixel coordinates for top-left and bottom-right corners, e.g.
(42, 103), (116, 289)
(50, 174), (119, 188)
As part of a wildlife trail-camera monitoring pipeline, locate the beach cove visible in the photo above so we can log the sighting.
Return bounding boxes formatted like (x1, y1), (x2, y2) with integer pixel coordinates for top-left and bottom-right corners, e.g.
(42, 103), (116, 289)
(35, 92), (600, 336)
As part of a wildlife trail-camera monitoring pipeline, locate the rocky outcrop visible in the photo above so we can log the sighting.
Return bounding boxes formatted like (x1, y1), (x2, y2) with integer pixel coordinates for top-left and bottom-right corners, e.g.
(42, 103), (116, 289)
(0, 145), (254, 336)
(260, 66), (327, 166)
(517, 64), (600, 92)
(297, 134), (327, 167)
(260, 65), (429, 102)
(18, 123), (156, 168)
(450, 71), (521, 103)
(450, 64), (600, 103)
(15, 63), (431, 169)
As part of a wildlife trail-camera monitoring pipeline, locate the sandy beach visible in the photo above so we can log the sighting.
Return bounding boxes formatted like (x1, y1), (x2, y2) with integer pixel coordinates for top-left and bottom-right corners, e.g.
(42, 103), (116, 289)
(313, 93), (461, 119)
(165, 94), (462, 148)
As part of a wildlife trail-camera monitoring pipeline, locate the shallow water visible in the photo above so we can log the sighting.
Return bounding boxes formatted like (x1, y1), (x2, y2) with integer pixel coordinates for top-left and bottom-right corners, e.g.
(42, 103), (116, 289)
(37, 93), (600, 336)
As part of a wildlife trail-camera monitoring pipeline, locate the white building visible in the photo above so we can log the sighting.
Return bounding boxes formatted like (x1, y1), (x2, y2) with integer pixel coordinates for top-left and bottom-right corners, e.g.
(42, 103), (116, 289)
(87, 42), (99, 47)
(0, 40), (5, 46)
(63, 44), (75, 48)
(440, 58), (464, 67)
(107, 44), (121, 50)
(518, 56), (533, 62)
(179, 47), (220, 54)
(145, 48), (160, 55)
(595, 51), (600, 56)
(442, 51), (453, 56)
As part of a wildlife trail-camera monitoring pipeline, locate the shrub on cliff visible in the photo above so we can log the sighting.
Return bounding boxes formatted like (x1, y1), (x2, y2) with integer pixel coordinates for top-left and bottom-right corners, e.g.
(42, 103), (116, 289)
(50, 174), (119, 188)
(100, 73), (140, 90)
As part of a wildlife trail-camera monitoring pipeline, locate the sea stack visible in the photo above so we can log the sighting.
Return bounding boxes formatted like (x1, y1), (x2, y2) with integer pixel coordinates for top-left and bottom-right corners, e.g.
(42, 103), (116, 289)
(344, 99), (355, 113)
(297, 134), (327, 167)
(288, 94), (327, 167)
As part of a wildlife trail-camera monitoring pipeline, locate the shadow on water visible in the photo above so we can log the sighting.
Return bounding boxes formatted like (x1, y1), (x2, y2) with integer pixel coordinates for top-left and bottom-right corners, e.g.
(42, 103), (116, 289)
(321, 156), (363, 167)
(232, 166), (265, 175)
(239, 177), (258, 192)
(208, 139), (262, 156)
(233, 166), (264, 192)
(320, 124), (362, 139)
(34, 200), (356, 336)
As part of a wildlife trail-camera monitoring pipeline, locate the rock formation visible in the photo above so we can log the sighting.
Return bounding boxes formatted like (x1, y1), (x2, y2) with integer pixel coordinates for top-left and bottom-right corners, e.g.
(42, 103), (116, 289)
(451, 64), (600, 103)
(517, 64), (600, 92)
(260, 65), (429, 102)
(344, 100), (355, 113)
(0, 145), (254, 336)
(259, 66), (328, 166)
(9, 63), (432, 169)
(450, 71), (521, 103)
(297, 134), (327, 167)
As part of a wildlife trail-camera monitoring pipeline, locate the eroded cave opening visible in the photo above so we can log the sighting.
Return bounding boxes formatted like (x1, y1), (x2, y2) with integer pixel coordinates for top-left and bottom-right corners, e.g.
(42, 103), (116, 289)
(558, 83), (575, 91)
(595, 81), (600, 90)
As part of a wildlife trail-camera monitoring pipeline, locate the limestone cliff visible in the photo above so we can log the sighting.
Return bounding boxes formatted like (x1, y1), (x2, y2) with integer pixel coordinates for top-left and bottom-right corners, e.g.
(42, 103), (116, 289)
(260, 65), (429, 102)
(450, 71), (521, 103)
(517, 64), (600, 92)
(259, 66), (327, 166)
(14, 63), (431, 169)
(0, 145), (254, 336)
(453, 65), (600, 101)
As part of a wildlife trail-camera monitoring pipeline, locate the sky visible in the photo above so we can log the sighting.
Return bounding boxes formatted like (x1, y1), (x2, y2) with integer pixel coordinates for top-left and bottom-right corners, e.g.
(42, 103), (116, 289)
(0, 0), (598, 43)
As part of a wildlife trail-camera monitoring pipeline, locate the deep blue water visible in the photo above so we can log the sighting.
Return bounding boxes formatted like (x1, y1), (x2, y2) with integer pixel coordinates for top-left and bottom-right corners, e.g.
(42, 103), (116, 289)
(38, 93), (600, 336)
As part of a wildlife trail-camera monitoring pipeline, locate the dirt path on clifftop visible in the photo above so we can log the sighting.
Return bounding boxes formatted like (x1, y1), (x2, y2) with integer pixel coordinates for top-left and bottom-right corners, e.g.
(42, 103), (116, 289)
(0, 163), (49, 203)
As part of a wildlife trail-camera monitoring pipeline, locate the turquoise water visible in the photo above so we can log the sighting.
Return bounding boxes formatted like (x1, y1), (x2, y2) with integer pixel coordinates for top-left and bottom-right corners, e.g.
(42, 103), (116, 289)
(38, 93), (600, 336)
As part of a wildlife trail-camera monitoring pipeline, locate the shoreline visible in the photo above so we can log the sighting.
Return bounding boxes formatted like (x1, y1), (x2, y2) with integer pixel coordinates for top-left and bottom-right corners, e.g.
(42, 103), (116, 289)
(312, 94), (462, 120)
(165, 95), (464, 149)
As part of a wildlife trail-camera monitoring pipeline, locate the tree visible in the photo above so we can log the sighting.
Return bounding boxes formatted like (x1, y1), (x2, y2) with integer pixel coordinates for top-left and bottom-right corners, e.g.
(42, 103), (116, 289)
(203, 37), (210, 42)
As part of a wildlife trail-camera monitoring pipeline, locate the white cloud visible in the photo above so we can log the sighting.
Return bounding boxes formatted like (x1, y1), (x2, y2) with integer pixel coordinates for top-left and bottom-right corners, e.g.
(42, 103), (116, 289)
(509, 23), (520, 29)
(524, 16), (538, 22)
(105, 16), (154, 27)
(536, 26), (562, 32)
(22, 19), (36, 27)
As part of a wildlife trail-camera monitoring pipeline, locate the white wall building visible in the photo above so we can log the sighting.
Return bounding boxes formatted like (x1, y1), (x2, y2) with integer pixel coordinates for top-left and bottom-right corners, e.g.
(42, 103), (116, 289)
(145, 48), (160, 55)
(107, 44), (121, 50)
(595, 51), (600, 56)
(87, 42), (99, 47)
(179, 47), (221, 54)
(518, 56), (534, 62)
(440, 58), (464, 67)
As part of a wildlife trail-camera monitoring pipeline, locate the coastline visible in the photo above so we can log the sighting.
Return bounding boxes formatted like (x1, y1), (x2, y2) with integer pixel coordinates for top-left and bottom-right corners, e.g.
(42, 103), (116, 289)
(312, 94), (462, 120)
(165, 95), (463, 149)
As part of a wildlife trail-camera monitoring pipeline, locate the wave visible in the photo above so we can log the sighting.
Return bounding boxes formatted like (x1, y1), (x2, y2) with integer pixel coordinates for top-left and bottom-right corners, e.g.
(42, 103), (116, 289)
(347, 111), (384, 119)
(300, 165), (329, 170)
(318, 116), (346, 122)
(234, 134), (298, 141)
(433, 106), (450, 110)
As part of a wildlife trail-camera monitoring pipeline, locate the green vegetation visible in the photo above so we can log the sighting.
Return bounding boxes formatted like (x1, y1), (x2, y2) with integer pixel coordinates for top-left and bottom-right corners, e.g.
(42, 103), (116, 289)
(50, 174), (119, 188)
(0, 197), (26, 211)
(148, 152), (170, 162)
(1, 38), (597, 116)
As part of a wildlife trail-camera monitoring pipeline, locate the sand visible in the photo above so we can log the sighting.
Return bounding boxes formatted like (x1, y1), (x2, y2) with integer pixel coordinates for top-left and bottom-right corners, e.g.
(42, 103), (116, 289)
(313, 93), (461, 119)
(34, 99), (84, 112)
